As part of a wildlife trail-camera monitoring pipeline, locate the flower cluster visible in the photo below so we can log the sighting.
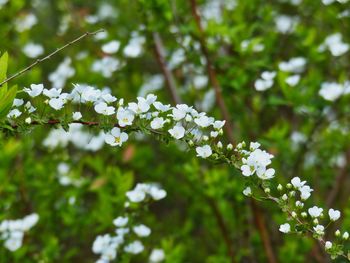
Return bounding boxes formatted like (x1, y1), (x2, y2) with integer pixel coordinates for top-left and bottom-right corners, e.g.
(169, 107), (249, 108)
(273, 177), (347, 259)
(92, 183), (166, 263)
(0, 213), (39, 251)
(7, 84), (228, 161)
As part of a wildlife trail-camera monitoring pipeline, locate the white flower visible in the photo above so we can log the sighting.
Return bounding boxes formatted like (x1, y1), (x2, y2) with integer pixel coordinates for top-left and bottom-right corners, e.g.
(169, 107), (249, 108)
(92, 234), (112, 254)
(149, 186), (167, 200)
(241, 165), (253, 176)
(319, 82), (344, 101)
(13, 99), (24, 107)
(291, 177), (306, 189)
(153, 102), (171, 112)
(149, 249), (165, 262)
(250, 142), (261, 150)
(275, 15), (298, 34)
(113, 216), (128, 227)
(308, 206), (323, 218)
(151, 117), (166, 129)
(117, 107), (135, 127)
(124, 240), (144, 254)
(279, 223), (291, 233)
(343, 232), (349, 239)
(168, 125), (185, 139)
(92, 57), (121, 78)
(243, 187), (252, 196)
(279, 57), (306, 73)
(172, 104), (190, 121)
(22, 214), (39, 231)
(7, 109), (22, 119)
(101, 93), (117, 103)
(49, 97), (65, 110)
(72, 112), (82, 120)
(95, 102), (115, 115)
(43, 88), (62, 98)
(313, 225), (325, 235)
(261, 71), (276, 80)
(254, 79), (273, 91)
(102, 40), (120, 54)
(196, 145), (212, 158)
(328, 209), (341, 221)
(321, 33), (349, 56)
(24, 84), (43, 97)
(325, 241), (332, 249)
(285, 75), (300, 86)
(128, 97), (150, 114)
(213, 120), (225, 129)
(126, 189), (146, 203)
(133, 224), (151, 237)
(194, 115), (214, 127)
(104, 127), (128, 147)
(257, 168), (275, 180)
(299, 185), (313, 200)
(22, 43), (44, 58)
(4, 237), (22, 251)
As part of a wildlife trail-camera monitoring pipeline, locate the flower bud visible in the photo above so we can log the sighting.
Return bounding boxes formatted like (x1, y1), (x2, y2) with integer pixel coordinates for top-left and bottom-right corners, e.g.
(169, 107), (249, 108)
(291, 211), (297, 218)
(313, 218), (319, 225)
(343, 232), (349, 240)
(227, 144), (233, 150)
(25, 117), (32, 124)
(277, 184), (283, 191)
(289, 191), (295, 197)
(301, 212), (307, 218)
(185, 114), (192, 122)
(203, 135), (209, 141)
(188, 140), (194, 147)
(217, 141), (223, 148)
(286, 183), (292, 189)
(218, 129), (223, 136)
(335, 230), (341, 237)
(282, 194), (288, 201)
(264, 188), (270, 194)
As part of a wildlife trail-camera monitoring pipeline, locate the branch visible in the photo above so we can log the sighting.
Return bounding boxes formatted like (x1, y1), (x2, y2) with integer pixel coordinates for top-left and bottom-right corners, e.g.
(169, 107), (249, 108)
(0, 29), (104, 87)
(153, 32), (182, 105)
(189, 0), (235, 144)
(189, 1), (278, 262)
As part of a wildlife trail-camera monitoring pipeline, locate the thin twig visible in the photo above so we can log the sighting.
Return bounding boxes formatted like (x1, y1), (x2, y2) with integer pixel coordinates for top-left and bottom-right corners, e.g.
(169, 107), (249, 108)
(153, 32), (182, 105)
(0, 29), (104, 87)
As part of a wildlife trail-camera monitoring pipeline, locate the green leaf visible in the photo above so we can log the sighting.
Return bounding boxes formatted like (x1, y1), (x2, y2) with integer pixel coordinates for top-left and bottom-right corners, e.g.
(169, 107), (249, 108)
(0, 52), (8, 92)
(0, 85), (17, 120)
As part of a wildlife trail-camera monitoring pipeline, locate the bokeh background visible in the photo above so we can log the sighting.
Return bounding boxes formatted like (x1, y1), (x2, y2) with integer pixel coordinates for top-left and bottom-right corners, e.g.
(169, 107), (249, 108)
(1, 0), (350, 262)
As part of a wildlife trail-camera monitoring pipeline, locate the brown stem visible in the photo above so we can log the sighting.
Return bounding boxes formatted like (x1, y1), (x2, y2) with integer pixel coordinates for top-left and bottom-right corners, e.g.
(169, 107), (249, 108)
(250, 200), (278, 263)
(189, 1), (277, 262)
(206, 196), (236, 262)
(189, 0), (235, 144)
(152, 32), (182, 105)
(0, 29), (104, 87)
(326, 150), (350, 207)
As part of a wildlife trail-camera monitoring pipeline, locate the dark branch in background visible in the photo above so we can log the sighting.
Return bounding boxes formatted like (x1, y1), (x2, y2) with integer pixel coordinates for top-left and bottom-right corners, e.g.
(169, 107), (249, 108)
(0, 29), (104, 87)
(153, 32), (182, 105)
(189, 1), (278, 263)
(189, 0), (235, 145)
(151, 29), (236, 261)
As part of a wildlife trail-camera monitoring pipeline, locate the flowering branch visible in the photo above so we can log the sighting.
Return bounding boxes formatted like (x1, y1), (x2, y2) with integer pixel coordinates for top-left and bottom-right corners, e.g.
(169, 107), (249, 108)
(2, 82), (350, 261)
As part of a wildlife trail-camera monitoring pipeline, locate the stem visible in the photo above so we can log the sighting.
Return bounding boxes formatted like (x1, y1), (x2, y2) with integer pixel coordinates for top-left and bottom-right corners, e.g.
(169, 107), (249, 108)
(188, 1), (277, 262)
(189, 0), (235, 144)
(0, 29), (104, 87)
(152, 32), (182, 105)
